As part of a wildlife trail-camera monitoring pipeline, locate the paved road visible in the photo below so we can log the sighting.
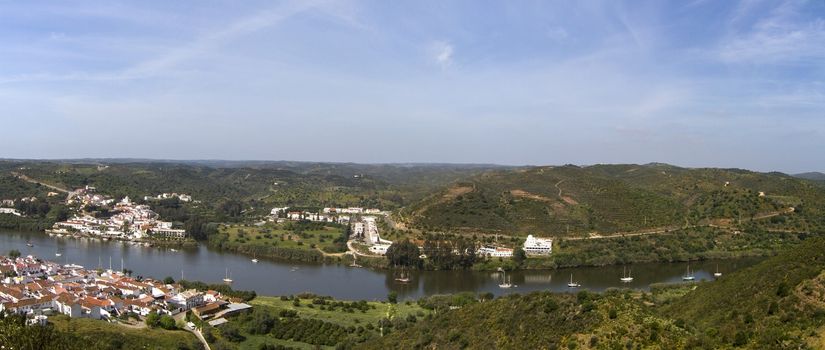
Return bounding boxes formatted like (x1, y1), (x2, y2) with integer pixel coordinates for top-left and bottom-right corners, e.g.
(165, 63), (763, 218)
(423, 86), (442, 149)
(11, 171), (69, 192)
(11, 171), (80, 201)
(347, 239), (383, 258)
(174, 312), (211, 350)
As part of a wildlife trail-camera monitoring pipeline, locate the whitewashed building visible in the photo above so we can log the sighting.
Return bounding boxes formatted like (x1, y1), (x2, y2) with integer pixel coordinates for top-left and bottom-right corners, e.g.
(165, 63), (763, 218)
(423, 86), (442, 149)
(477, 246), (514, 258)
(523, 235), (553, 255)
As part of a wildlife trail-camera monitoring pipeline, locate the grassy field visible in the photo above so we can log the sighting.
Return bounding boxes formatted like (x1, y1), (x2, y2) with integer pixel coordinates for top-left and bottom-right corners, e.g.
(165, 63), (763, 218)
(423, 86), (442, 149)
(219, 222), (347, 254)
(205, 296), (430, 349)
(235, 336), (326, 350)
(251, 296), (427, 328)
(48, 314), (201, 349)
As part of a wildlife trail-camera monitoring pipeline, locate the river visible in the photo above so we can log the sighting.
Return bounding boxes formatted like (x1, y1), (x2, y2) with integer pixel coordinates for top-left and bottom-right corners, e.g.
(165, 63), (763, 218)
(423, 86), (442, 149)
(0, 230), (763, 300)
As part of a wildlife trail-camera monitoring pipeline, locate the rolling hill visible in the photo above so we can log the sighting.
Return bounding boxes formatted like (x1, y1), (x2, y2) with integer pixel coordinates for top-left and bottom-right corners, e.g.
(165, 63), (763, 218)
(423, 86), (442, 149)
(795, 171), (825, 181)
(362, 236), (825, 349)
(400, 164), (825, 236)
(0, 160), (504, 213)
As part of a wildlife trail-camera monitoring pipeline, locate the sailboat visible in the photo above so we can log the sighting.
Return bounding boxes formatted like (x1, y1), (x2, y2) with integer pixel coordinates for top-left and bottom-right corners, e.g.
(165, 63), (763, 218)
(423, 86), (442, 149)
(682, 264), (695, 281)
(26, 241), (34, 247)
(620, 266), (633, 283)
(223, 268), (233, 283)
(498, 271), (513, 289)
(713, 264), (722, 277)
(394, 268), (411, 283)
(55, 249), (62, 257)
(567, 273), (581, 288)
(251, 252), (258, 263)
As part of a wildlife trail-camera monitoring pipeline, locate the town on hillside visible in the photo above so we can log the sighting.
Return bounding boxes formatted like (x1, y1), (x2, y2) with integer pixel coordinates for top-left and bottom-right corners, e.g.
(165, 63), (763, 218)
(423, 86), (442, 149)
(0, 254), (251, 329)
(45, 186), (189, 241)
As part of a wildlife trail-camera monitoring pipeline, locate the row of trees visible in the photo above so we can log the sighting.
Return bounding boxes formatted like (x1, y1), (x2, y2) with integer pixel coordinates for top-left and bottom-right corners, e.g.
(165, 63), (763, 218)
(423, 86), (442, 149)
(385, 235), (484, 270)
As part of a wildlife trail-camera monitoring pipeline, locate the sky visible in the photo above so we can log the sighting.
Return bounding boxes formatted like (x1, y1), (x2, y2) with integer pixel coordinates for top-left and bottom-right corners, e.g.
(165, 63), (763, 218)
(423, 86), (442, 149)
(0, 0), (824, 173)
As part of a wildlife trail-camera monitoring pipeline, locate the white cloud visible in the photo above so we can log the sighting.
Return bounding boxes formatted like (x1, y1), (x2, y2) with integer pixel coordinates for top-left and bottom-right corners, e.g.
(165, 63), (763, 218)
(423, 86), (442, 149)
(431, 40), (454, 68)
(720, 19), (825, 64)
(717, 2), (825, 64)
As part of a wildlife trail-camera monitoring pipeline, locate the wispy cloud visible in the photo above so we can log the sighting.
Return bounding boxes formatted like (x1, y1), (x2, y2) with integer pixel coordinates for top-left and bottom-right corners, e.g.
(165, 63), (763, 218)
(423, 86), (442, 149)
(123, 1), (317, 78)
(717, 1), (825, 64)
(0, 1), (823, 172)
(431, 40), (454, 68)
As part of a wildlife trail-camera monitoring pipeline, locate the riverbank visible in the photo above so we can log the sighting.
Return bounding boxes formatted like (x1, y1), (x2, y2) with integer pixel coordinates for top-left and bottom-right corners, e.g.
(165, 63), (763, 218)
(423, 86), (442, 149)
(470, 226), (814, 271)
(0, 228), (769, 300)
(45, 229), (198, 248)
(206, 222), (350, 264)
(15, 222), (809, 273)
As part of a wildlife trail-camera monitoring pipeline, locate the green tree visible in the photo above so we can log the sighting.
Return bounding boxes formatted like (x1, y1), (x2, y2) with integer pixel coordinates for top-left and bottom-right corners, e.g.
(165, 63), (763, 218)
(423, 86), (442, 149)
(513, 247), (527, 265)
(145, 312), (160, 328)
(387, 291), (398, 304)
(8, 249), (21, 259)
(158, 315), (177, 330)
(386, 239), (422, 268)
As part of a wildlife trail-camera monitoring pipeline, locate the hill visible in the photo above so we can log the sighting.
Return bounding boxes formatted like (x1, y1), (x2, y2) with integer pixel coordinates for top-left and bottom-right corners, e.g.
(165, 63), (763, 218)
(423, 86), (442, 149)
(0, 160), (504, 218)
(362, 237), (825, 349)
(401, 164), (825, 236)
(660, 235), (825, 348)
(795, 172), (825, 181)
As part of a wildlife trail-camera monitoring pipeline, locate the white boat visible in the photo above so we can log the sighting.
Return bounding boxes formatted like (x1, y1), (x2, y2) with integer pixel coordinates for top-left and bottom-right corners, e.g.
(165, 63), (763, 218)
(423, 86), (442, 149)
(567, 273), (580, 288)
(713, 264), (722, 277)
(55, 252), (62, 257)
(222, 268), (233, 283)
(498, 271), (514, 288)
(251, 253), (258, 263)
(26, 242), (34, 247)
(170, 248), (178, 252)
(682, 264), (695, 281)
(395, 270), (411, 284)
(620, 266), (634, 283)
(251, 258), (259, 263)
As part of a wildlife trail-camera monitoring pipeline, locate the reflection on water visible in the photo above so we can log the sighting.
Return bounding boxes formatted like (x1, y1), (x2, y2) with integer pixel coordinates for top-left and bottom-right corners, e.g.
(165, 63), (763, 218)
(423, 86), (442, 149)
(0, 230), (763, 300)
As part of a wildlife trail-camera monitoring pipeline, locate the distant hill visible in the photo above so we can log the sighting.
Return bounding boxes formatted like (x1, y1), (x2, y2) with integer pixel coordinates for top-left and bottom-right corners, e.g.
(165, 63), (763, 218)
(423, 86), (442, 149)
(0, 160), (506, 212)
(401, 163), (825, 236)
(794, 171), (825, 181)
(363, 237), (825, 349)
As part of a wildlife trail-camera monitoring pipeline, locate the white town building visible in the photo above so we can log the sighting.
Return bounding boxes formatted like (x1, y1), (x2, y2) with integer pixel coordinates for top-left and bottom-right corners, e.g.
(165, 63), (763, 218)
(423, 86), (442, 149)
(477, 246), (514, 258)
(523, 235), (553, 255)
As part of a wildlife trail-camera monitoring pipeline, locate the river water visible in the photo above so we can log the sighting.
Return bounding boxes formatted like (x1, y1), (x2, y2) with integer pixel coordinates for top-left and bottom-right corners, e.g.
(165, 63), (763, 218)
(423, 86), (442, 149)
(0, 230), (763, 300)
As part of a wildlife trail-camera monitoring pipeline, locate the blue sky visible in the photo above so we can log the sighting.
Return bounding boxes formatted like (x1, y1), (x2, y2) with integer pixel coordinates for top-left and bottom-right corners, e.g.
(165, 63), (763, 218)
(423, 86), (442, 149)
(0, 0), (823, 172)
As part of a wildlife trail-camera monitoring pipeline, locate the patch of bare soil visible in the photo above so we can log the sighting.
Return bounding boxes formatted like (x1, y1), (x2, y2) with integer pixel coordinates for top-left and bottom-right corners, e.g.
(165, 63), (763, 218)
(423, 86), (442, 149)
(443, 186), (473, 201)
(561, 196), (579, 205)
(510, 189), (554, 202)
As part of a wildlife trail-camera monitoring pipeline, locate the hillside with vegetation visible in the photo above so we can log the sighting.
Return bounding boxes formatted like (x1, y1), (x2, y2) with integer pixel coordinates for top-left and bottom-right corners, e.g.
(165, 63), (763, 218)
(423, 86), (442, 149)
(364, 236), (825, 349)
(0, 313), (202, 350)
(0, 160), (501, 216)
(795, 172), (825, 181)
(401, 163), (825, 237)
